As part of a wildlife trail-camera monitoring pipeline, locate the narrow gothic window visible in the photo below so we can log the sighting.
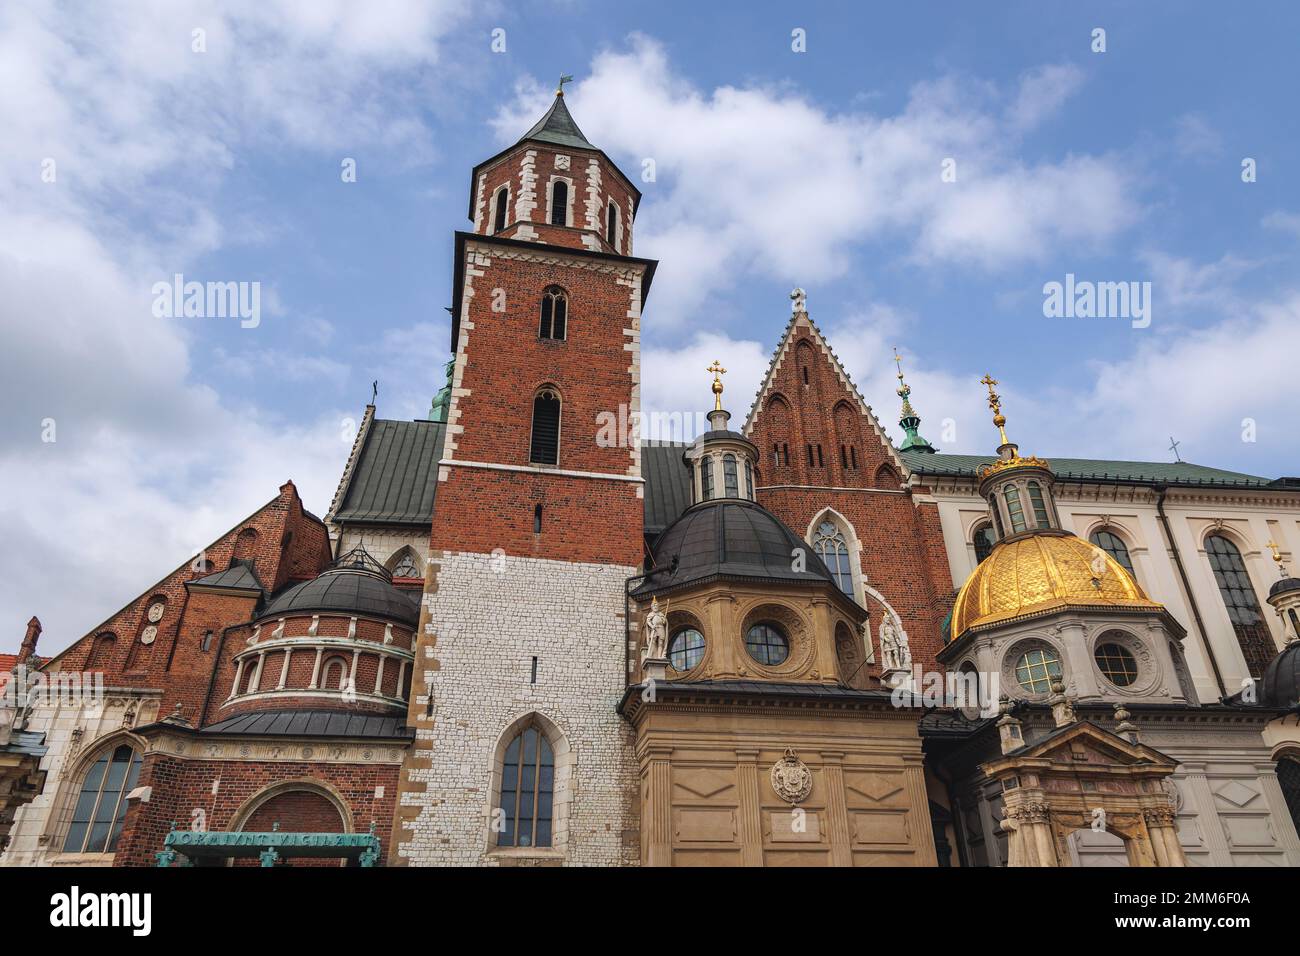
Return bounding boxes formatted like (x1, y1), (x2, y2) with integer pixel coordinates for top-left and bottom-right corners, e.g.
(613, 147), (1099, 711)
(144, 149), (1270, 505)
(781, 442), (789, 465)
(550, 180), (568, 226)
(498, 724), (554, 848)
(539, 287), (567, 340)
(802, 366), (809, 385)
(201, 630), (214, 652)
(1205, 534), (1273, 679)
(493, 185), (508, 233)
(1027, 481), (1050, 527)
(529, 390), (561, 465)
(744, 460), (754, 499)
(849, 446), (857, 469)
(533, 504), (543, 534)
(989, 495), (1005, 539)
(840, 445), (847, 468)
(62, 744), (143, 854)
(772, 443), (781, 467)
(806, 445), (814, 467)
(816, 445), (824, 467)
(973, 524), (997, 564)
(701, 455), (714, 500)
(723, 454), (739, 497)
(1004, 486), (1027, 533)
(1089, 529), (1135, 577)
(814, 521), (853, 595)
(606, 202), (618, 247)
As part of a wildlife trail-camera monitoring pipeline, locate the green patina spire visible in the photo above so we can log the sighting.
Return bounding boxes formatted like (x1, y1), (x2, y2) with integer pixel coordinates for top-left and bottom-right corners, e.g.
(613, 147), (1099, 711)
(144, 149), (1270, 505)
(894, 348), (936, 453)
(429, 359), (454, 423)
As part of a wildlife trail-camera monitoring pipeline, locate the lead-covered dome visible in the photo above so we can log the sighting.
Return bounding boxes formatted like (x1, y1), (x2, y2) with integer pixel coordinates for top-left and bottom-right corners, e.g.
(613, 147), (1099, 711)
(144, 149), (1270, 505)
(260, 547), (419, 627)
(634, 498), (844, 597)
(1261, 642), (1300, 711)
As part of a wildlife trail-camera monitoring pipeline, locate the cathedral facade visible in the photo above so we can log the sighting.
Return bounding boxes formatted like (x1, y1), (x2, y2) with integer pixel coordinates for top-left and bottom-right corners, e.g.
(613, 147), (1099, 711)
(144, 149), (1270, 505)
(2, 93), (1299, 868)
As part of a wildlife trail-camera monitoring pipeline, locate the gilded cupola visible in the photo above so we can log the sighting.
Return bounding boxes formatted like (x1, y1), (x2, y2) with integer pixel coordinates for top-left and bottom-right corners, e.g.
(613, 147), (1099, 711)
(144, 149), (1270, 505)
(947, 375), (1164, 642)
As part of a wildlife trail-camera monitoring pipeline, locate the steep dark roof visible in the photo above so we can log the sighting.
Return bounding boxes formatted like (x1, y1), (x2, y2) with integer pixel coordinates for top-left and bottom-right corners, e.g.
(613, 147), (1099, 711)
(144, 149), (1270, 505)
(187, 562), (264, 593)
(260, 566), (419, 627)
(1261, 642), (1300, 711)
(520, 94), (595, 151)
(1270, 577), (1300, 599)
(332, 419), (444, 525)
(900, 450), (1272, 488)
(635, 498), (856, 606)
(200, 709), (411, 739)
(642, 442), (693, 534)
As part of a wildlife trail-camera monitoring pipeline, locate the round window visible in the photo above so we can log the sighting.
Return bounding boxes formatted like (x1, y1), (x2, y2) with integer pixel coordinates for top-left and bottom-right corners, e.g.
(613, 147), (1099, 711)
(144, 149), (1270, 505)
(1014, 647), (1062, 694)
(745, 623), (789, 666)
(1095, 642), (1139, 686)
(668, 628), (705, 671)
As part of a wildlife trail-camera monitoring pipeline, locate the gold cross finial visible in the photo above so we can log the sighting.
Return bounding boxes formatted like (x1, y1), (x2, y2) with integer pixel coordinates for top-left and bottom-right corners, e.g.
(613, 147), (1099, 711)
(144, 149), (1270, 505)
(980, 374), (1010, 446)
(894, 347), (904, 382)
(707, 360), (727, 411)
(1268, 540), (1289, 576)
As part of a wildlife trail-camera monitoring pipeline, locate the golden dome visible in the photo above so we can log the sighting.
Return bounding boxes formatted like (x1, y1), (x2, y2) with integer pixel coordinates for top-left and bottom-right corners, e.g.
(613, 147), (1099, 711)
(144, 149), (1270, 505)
(950, 533), (1163, 640)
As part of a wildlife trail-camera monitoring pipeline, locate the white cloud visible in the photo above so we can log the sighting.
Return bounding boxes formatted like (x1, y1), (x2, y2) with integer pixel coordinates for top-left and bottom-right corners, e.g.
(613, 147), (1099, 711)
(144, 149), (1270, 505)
(0, 1), (469, 655)
(495, 40), (1134, 321)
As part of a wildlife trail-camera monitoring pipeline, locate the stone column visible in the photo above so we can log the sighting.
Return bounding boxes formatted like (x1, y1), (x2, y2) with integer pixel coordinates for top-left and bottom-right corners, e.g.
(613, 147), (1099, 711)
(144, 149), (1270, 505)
(644, 745), (673, 867)
(820, 750), (852, 866)
(228, 658), (246, 699)
(277, 647), (292, 689)
(902, 755), (939, 865)
(309, 646), (323, 689)
(736, 748), (764, 867)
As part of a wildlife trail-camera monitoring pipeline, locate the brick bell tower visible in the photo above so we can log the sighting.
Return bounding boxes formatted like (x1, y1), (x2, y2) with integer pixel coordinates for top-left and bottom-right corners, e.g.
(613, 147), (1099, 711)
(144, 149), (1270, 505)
(394, 80), (656, 866)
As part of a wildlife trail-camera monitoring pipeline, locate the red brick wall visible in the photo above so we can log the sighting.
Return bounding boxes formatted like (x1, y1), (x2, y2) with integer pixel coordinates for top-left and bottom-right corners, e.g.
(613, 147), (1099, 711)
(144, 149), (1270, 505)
(749, 324), (955, 672)
(432, 239), (648, 566)
(114, 754), (402, 867)
(46, 482), (332, 722)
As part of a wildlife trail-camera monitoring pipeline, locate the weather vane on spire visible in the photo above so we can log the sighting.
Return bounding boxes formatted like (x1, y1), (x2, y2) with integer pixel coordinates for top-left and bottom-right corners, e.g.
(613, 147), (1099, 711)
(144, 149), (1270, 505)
(707, 359), (727, 412)
(980, 373), (1010, 446)
(556, 74), (574, 96)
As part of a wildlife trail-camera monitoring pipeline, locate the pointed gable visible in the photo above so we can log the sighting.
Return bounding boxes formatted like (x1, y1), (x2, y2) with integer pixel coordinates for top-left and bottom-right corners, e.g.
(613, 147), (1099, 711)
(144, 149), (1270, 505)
(742, 310), (910, 484)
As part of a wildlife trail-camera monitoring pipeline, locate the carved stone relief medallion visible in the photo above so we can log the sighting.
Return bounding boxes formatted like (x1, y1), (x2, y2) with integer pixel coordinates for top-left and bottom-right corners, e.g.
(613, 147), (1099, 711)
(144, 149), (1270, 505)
(140, 625), (158, 645)
(147, 602), (165, 623)
(770, 748), (813, 805)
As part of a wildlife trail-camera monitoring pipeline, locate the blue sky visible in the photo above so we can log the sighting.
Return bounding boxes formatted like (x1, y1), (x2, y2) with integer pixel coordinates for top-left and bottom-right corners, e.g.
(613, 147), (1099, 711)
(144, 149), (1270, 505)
(4, 0), (1300, 653)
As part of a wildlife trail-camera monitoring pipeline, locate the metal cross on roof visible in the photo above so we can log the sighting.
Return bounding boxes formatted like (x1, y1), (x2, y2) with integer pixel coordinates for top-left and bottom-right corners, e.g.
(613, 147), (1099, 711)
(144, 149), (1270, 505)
(1168, 436), (1182, 463)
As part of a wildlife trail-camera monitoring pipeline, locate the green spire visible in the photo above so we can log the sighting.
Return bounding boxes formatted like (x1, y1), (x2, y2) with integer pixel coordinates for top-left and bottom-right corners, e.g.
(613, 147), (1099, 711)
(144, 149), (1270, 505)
(894, 348), (936, 453)
(429, 359), (454, 423)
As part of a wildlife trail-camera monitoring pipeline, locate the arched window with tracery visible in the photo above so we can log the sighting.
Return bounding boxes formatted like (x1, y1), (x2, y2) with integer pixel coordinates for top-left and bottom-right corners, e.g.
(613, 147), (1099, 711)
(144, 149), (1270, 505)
(390, 549), (420, 579)
(1205, 534), (1274, 679)
(606, 201), (618, 248)
(973, 523), (997, 564)
(498, 723), (554, 848)
(529, 389), (561, 465)
(539, 287), (567, 340)
(62, 742), (143, 854)
(814, 520), (853, 596)
(1090, 528), (1135, 577)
